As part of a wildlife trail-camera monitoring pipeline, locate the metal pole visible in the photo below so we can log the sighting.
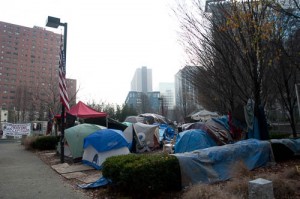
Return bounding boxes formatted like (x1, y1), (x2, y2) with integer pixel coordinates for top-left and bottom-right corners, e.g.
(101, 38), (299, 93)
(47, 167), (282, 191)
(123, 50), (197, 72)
(60, 23), (67, 163)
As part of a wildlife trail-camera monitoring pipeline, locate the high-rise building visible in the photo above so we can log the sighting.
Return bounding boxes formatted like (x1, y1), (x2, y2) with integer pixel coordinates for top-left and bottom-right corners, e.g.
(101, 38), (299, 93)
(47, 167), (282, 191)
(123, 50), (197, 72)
(175, 66), (201, 117)
(159, 82), (175, 110)
(131, 66), (152, 93)
(0, 21), (76, 121)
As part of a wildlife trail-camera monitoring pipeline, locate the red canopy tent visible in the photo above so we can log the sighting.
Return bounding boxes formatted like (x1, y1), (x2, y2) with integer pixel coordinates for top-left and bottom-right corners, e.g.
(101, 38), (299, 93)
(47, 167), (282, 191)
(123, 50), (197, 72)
(68, 101), (107, 118)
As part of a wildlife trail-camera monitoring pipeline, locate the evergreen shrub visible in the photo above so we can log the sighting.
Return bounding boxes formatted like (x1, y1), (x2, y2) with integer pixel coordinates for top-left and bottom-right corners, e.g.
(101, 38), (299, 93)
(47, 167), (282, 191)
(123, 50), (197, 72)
(31, 135), (60, 150)
(102, 153), (181, 197)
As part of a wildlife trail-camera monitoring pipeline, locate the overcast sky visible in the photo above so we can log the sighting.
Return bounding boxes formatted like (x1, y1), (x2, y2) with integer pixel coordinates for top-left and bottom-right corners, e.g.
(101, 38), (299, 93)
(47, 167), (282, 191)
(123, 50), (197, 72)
(1, 0), (187, 105)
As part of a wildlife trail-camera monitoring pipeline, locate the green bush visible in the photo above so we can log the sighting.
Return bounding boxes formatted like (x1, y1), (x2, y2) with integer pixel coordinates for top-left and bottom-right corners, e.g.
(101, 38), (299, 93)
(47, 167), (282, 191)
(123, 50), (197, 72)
(102, 153), (181, 198)
(31, 136), (60, 150)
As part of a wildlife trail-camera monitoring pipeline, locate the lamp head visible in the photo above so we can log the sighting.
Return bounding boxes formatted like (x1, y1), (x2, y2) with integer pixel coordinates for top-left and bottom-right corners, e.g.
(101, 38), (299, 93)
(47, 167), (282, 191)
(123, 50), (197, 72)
(46, 16), (61, 28)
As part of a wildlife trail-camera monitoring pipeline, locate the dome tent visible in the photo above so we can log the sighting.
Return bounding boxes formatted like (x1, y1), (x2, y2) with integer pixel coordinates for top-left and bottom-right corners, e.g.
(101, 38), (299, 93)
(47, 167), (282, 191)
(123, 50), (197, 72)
(61, 123), (106, 161)
(82, 129), (130, 169)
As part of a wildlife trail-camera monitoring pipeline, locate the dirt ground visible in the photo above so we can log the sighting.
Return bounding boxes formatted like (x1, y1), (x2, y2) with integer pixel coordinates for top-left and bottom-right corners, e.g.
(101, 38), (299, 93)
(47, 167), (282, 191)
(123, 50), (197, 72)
(35, 149), (300, 199)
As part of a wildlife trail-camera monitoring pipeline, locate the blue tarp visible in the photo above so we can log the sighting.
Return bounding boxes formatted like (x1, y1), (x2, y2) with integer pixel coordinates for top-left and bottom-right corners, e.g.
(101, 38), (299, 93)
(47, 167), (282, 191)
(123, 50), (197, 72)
(78, 177), (111, 189)
(174, 129), (218, 153)
(158, 124), (175, 142)
(173, 139), (274, 187)
(83, 129), (129, 152)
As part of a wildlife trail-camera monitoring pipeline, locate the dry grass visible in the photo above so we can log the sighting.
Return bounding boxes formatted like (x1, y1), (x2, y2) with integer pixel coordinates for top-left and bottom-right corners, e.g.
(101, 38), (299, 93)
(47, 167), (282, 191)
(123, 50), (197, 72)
(182, 160), (300, 199)
(182, 184), (234, 199)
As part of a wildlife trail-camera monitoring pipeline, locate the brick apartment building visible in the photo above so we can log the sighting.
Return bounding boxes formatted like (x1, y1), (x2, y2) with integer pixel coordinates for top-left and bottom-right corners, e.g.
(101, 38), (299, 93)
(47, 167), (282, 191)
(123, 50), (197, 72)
(0, 21), (76, 122)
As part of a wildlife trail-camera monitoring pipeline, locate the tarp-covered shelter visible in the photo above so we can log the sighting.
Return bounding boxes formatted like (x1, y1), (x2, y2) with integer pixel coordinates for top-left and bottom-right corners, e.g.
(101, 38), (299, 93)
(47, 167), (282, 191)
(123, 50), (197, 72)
(62, 123), (106, 160)
(180, 117), (233, 146)
(270, 138), (300, 161)
(173, 139), (274, 186)
(68, 101), (107, 118)
(123, 122), (160, 152)
(82, 129), (130, 169)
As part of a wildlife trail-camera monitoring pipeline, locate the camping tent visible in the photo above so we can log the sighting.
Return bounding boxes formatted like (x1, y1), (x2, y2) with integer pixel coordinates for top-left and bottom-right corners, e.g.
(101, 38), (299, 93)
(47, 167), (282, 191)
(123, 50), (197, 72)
(82, 129), (130, 169)
(191, 110), (219, 121)
(174, 129), (217, 153)
(123, 122), (160, 152)
(68, 101), (107, 118)
(138, 113), (172, 124)
(124, 116), (145, 123)
(63, 123), (106, 160)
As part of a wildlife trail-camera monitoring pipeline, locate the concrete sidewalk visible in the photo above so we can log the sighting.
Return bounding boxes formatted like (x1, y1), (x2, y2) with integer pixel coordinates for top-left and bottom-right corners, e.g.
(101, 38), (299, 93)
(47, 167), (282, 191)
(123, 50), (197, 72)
(0, 141), (91, 199)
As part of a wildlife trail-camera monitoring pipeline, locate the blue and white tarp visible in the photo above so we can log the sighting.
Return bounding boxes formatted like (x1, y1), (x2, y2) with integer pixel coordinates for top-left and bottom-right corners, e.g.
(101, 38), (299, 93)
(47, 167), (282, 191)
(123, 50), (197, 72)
(173, 139), (274, 187)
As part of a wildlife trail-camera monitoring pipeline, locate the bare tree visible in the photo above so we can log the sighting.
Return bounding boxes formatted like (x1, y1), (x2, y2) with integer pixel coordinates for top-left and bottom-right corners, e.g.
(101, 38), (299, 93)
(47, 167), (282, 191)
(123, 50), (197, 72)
(173, 0), (295, 139)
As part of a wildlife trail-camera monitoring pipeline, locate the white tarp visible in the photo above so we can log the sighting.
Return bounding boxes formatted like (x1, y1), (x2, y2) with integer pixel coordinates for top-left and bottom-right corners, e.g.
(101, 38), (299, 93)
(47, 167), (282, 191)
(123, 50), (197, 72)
(2, 123), (31, 138)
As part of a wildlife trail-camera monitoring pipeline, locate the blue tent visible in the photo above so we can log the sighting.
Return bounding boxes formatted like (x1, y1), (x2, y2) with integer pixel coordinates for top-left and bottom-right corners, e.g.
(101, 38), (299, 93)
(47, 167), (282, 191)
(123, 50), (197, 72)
(174, 129), (217, 153)
(82, 129), (130, 169)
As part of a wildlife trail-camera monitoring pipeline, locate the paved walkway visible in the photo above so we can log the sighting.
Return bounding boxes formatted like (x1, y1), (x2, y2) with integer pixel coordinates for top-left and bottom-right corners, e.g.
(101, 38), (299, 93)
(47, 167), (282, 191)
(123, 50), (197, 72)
(0, 141), (91, 199)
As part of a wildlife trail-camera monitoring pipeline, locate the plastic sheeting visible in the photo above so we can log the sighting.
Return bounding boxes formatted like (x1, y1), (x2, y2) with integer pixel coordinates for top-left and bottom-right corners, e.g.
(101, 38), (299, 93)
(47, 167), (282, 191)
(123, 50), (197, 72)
(78, 177), (111, 189)
(158, 124), (175, 142)
(173, 139), (274, 187)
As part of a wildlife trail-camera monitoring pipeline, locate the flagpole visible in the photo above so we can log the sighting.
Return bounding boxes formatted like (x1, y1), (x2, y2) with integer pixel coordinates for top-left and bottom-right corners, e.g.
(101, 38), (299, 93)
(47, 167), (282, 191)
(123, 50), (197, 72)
(60, 22), (67, 163)
(46, 16), (68, 163)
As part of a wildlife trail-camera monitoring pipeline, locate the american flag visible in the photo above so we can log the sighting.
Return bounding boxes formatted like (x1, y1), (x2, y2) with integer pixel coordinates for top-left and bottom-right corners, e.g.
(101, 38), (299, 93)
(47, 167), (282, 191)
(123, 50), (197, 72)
(59, 35), (70, 110)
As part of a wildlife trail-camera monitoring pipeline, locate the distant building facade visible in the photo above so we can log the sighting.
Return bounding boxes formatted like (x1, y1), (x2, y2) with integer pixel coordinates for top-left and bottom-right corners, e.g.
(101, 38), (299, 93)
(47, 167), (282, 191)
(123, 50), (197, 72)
(125, 91), (160, 114)
(0, 21), (76, 122)
(125, 66), (162, 115)
(131, 66), (152, 93)
(175, 66), (201, 117)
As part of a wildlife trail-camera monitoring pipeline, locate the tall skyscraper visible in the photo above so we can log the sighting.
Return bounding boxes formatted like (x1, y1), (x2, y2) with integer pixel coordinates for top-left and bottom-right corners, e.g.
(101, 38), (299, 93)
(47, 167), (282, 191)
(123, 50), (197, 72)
(0, 21), (76, 121)
(175, 66), (201, 116)
(131, 66), (152, 93)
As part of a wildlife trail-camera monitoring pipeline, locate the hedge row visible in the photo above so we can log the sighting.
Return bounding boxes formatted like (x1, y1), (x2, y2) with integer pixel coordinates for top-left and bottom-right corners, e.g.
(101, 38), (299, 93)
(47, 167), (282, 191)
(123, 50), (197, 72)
(102, 153), (182, 198)
(30, 135), (60, 150)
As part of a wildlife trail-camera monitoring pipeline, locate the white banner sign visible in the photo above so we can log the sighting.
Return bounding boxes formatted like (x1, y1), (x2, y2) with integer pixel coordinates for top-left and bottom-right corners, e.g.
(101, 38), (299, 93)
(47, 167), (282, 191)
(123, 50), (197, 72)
(2, 123), (31, 138)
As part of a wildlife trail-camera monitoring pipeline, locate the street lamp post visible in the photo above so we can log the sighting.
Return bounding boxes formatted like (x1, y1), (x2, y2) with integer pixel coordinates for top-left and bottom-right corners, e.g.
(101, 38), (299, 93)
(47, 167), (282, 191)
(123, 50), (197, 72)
(46, 16), (67, 163)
